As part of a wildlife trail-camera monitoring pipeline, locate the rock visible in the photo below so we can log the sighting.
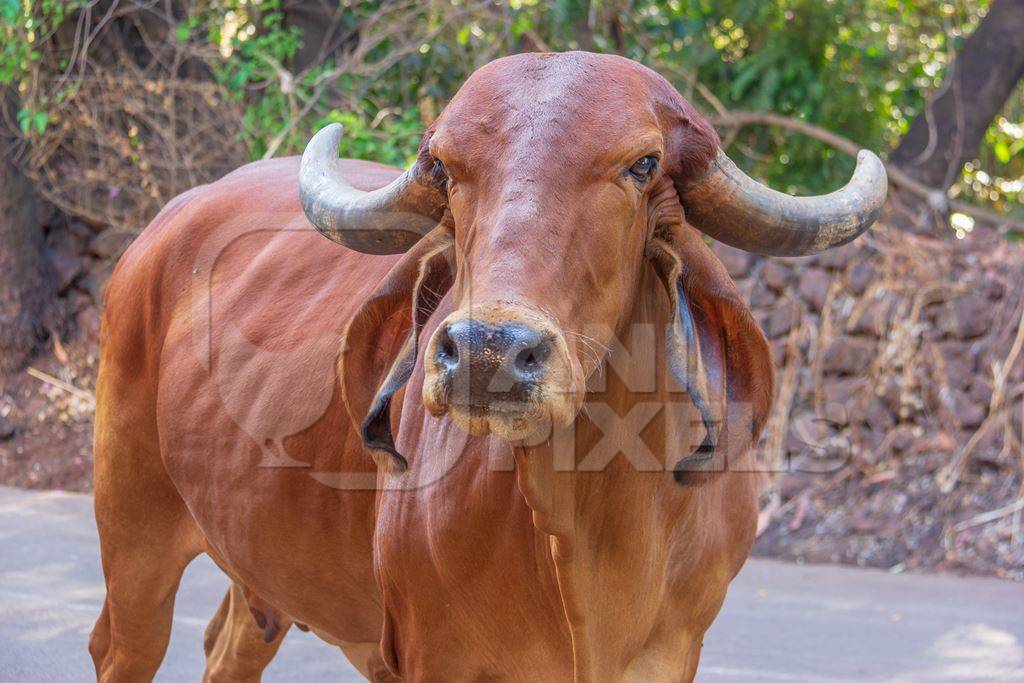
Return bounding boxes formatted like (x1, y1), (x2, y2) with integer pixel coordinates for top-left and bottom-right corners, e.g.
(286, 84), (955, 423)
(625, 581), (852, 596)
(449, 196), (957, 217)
(889, 425), (917, 452)
(823, 336), (875, 375)
(822, 377), (868, 409)
(910, 430), (956, 455)
(82, 261), (116, 308)
(76, 306), (101, 342)
(855, 423), (886, 455)
(761, 260), (792, 291)
(0, 416), (15, 441)
(45, 224), (86, 292)
(797, 268), (831, 310)
(764, 305), (800, 339)
(877, 376), (903, 415)
(846, 261), (876, 296)
(49, 250), (83, 292)
(90, 230), (136, 260)
(850, 511), (883, 534)
(771, 337), (788, 364)
(714, 242), (752, 279)
(966, 377), (992, 406)
(747, 285), (775, 309)
(65, 290), (91, 317)
(779, 471), (812, 500)
(951, 389), (986, 429)
(817, 242), (862, 270)
(937, 341), (976, 388)
(67, 220), (94, 243)
(979, 278), (1004, 301)
(847, 393), (897, 430)
(1009, 354), (1024, 384)
(849, 298), (895, 337)
(938, 292), (996, 340)
(862, 396), (895, 432)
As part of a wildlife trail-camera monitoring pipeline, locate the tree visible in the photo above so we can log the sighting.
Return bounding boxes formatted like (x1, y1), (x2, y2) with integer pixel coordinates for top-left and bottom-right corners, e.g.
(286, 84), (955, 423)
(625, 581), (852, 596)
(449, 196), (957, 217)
(891, 0), (1024, 192)
(0, 143), (52, 374)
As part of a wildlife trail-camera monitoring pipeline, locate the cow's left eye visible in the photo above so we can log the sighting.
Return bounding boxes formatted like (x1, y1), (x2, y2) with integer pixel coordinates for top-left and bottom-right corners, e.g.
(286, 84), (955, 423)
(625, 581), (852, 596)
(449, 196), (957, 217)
(628, 156), (658, 182)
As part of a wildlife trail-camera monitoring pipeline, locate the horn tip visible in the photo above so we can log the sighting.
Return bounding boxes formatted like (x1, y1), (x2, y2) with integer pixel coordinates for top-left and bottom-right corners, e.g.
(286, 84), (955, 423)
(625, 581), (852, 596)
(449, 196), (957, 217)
(855, 148), (888, 200)
(856, 148), (887, 176)
(310, 122), (344, 150)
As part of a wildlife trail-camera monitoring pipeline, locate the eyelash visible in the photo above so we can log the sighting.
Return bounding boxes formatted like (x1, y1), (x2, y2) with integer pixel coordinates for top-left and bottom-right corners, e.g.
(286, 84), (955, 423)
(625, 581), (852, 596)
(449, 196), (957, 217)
(430, 158), (449, 188)
(628, 156), (659, 183)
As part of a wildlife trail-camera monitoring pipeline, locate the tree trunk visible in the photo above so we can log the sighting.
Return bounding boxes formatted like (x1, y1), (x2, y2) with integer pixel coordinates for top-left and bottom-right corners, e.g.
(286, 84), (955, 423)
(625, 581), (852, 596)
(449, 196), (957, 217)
(0, 149), (52, 374)
(890, 0), (1024, 191)
(283, 0), (336, 72)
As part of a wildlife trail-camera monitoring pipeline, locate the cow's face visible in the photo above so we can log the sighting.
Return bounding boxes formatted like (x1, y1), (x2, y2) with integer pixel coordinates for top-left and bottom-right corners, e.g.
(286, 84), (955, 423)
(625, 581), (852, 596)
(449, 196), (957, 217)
(419, 54), (706, 440)
(299, 52), (885, 463)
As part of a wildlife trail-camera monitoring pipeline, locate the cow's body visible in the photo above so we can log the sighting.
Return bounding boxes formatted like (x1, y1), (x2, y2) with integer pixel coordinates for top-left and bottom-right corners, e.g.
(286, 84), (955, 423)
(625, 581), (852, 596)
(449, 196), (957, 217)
(93, 156), (402, 678)
(92, 154), (758, 681)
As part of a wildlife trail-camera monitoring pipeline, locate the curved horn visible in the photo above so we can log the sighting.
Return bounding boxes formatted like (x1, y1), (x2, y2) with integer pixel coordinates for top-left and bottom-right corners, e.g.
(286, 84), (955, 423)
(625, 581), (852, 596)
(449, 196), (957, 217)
(299, 123), (447, 255)
(679, 149), (887, 256)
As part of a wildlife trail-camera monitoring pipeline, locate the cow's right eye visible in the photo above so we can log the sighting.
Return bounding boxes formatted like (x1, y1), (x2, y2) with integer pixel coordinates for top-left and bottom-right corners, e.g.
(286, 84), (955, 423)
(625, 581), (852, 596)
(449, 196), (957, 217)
(429, 158), (449, 188)
(628, 155), (659, 183)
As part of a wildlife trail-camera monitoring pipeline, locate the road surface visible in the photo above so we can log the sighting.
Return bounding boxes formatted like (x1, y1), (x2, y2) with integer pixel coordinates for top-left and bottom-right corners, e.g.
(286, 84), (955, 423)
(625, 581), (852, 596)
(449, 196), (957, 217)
(1, 486), (1022, 682)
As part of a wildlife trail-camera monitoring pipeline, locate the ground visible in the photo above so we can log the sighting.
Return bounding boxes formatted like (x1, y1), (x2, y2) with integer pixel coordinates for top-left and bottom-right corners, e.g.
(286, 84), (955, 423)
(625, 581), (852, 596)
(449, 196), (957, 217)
(2, 486), (1023, 682)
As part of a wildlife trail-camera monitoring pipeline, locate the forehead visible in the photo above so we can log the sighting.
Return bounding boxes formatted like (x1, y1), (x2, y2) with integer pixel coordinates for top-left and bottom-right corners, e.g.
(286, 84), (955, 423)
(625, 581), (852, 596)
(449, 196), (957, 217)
(431, 53), (661, 157)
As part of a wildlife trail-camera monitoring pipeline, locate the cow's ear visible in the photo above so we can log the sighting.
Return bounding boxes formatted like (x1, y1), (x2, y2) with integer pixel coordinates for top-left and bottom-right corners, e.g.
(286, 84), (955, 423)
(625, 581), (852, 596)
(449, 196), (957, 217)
(646, 220), (774, 484)
(340, 227), (454, 471)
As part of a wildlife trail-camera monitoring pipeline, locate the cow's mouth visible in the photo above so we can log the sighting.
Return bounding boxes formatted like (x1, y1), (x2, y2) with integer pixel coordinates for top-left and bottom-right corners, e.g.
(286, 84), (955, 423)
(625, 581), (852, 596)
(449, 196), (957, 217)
(445, 403), (548, 440)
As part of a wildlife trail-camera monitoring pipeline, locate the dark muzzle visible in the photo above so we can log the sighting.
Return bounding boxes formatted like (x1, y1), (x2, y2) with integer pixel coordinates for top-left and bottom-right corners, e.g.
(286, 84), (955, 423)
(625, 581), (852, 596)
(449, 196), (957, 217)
(433, 320), (553, 412)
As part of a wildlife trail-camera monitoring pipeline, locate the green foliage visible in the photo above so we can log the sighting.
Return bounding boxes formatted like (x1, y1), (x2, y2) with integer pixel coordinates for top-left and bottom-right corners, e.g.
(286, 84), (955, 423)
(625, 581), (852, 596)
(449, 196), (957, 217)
(1, 0), (80, 135)
(16, 107), (47, 134)
(316, 108), (425, 167)
(2, 0), (1020, 220)
(292, 0), (1017, 209)
(1, 0), (76, 83)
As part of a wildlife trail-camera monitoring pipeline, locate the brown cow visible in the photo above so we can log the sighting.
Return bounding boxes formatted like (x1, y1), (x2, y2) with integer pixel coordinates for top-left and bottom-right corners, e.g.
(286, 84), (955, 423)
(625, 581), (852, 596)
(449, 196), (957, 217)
(89, 52), (885, 681)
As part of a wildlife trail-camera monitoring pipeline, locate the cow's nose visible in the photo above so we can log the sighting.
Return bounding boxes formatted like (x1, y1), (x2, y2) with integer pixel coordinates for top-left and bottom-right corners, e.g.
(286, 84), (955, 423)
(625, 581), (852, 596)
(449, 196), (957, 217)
(434, 320), (552, 408)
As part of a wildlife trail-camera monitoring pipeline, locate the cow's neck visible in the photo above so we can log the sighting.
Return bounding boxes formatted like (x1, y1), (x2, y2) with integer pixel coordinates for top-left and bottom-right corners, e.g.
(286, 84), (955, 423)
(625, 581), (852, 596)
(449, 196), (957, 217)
(511, 265), (723, 679)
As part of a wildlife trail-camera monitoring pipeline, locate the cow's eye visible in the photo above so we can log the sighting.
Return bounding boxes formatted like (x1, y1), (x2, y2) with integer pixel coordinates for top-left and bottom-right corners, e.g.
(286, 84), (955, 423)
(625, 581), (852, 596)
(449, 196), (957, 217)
(628, 155), (658, 182)
(429, 158), (449, 188)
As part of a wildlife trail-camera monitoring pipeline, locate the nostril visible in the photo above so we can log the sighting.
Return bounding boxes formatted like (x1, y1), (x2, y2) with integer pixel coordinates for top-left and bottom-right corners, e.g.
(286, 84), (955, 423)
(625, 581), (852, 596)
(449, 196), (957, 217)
(517, 348), (538, 370)
(513, 339), (551, 376)
(436, 329), (459, 369)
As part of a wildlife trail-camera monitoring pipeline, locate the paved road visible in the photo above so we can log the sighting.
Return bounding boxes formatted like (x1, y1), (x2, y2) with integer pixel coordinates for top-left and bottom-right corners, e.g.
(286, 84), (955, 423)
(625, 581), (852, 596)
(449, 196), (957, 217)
(1, 486), (1022, 682)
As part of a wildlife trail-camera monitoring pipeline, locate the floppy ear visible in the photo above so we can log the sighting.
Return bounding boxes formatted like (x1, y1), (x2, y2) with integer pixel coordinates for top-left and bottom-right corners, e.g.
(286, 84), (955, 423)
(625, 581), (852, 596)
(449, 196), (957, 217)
(646, 220), (775, 484)
(340, 226), (454, 471)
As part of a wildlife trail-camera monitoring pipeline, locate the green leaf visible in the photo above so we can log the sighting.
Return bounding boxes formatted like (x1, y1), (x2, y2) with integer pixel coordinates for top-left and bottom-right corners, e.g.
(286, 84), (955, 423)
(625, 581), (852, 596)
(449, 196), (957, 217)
(33, 110), (48, 134)
(0, 0), (19, 24)
(16, 108), (30, 134)
(175, 25), (190, 42)
(993, 140), (1011, 164)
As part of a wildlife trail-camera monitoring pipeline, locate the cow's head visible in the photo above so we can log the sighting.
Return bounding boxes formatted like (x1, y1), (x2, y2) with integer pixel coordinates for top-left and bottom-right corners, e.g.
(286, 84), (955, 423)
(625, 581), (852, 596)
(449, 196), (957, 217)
(300, 52), (885, 471)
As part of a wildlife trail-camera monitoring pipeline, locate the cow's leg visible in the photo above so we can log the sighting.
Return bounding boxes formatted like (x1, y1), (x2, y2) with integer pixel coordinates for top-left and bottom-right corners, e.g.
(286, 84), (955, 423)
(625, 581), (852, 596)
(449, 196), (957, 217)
(89, 413), (202, 681)
(89, 487), (200, 681)
(89, 505), (199, 680)
(203, 582), (291, 682)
